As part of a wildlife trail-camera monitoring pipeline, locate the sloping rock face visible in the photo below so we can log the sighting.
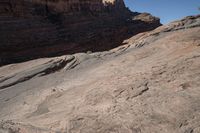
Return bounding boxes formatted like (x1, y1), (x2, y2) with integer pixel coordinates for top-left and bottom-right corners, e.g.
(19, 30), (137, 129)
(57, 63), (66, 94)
(0, 15), (200, 133)
(0, 0), (161, 66)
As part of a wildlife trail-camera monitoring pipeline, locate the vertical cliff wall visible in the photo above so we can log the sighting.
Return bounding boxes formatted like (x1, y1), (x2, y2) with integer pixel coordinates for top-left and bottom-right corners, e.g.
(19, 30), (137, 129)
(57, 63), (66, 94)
(0, 0), (161, 65)
(0, 0), (126, 16)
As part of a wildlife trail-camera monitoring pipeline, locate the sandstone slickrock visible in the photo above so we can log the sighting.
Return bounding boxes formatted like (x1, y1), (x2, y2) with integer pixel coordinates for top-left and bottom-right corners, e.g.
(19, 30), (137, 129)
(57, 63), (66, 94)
(0, 0), (161, 66)
(0, 15), (200, 133)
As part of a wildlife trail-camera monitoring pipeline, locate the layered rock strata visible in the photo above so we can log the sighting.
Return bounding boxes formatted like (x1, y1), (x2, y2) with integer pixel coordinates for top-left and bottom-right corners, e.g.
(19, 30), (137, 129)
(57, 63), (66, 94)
(0, 0), (161, 65)
(0, 15), (200, 133)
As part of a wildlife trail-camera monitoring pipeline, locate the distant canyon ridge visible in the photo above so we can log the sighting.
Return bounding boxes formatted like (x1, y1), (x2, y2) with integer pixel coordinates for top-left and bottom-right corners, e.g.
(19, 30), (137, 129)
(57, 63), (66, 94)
(0, 0), (161, 65)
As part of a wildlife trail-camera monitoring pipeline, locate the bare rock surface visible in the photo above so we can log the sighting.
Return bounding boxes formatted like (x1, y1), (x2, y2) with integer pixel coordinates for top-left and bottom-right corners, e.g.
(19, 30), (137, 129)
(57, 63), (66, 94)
(0, 15), (200, 133)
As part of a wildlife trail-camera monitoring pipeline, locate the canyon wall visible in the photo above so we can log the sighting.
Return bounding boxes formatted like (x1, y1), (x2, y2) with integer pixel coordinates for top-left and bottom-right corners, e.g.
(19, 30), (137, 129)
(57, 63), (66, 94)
(0, 0), (161, 65)
(0, 0), (125, 16)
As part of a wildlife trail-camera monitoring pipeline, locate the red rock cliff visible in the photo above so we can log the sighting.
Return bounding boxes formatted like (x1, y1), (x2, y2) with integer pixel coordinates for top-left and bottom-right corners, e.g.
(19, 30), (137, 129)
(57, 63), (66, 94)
(0, 0), (161, 65)
(0, 0), (125, 16)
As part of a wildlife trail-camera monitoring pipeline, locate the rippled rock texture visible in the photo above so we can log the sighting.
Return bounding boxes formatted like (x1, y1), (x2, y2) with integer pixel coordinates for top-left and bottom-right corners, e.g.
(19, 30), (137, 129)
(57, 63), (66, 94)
(0, 15), (200, 133)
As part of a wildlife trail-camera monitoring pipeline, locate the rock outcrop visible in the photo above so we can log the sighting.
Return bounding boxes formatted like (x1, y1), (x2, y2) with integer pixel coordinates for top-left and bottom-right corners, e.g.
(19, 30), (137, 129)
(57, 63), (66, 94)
(0, 15), (200, 133)
(0, 0), (161, 66)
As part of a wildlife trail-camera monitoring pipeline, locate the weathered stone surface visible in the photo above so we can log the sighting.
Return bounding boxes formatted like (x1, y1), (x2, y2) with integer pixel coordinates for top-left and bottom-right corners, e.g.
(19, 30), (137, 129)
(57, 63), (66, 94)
(0, 0), (161, 66)
(0, 15), (200, 133)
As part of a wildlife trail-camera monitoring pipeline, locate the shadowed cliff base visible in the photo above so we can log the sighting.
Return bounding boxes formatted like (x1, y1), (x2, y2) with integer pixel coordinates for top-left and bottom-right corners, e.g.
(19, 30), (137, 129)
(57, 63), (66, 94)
(0, 0), (161, 66)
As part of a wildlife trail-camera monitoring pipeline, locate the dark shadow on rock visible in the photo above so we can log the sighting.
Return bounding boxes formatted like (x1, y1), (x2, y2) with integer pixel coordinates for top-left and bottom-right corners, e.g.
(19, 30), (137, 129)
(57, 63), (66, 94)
(0, 0), (161, 66)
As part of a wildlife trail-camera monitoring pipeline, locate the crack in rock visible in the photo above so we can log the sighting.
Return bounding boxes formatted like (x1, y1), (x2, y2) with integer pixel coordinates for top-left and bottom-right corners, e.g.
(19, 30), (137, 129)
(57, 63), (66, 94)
(114, 81), (150, 101)
(0, 56), (77, 90)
